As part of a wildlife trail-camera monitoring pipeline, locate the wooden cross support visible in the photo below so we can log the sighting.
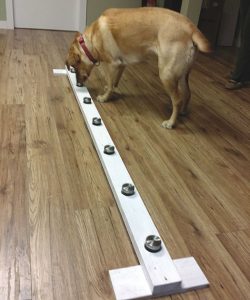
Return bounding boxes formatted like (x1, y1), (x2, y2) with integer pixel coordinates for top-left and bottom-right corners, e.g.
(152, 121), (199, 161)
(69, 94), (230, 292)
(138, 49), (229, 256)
(53, 68), (209, 300)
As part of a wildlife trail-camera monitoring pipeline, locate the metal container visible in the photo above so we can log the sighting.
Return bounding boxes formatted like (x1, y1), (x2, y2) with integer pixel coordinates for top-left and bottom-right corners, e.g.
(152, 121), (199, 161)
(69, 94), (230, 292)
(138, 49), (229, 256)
(83, 97), (92, 104)
(144, 235), (162, 253)
(92, 117), (102, 126)
(121, 183), (135, 196)
(104, 145), (115, 155)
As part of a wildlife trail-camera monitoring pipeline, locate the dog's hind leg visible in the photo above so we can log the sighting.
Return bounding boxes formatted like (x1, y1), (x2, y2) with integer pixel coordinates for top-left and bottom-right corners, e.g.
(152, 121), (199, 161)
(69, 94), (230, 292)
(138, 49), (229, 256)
(159, 64), (182, 129)
(179, 71), (191, 116)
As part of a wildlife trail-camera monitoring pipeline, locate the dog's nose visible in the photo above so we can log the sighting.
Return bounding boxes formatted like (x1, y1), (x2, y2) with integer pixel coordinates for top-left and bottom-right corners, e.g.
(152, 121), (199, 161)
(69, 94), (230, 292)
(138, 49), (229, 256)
(76, 82), (84, 87)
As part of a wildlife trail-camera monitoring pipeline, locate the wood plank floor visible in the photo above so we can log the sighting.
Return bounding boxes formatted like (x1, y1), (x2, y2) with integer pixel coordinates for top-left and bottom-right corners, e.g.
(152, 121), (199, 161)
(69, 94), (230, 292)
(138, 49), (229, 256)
(0, 29), (249, 300)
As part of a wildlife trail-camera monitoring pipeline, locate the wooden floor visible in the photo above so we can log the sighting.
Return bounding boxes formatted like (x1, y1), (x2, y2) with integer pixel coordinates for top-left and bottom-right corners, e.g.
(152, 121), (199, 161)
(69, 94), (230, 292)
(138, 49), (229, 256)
(0, 29), (249, 300)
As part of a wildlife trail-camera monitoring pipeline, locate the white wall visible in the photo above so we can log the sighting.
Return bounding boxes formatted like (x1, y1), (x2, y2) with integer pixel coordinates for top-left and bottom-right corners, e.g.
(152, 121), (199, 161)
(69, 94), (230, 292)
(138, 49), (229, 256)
(1, 0), (203, 31)
(86, 0), (141, 25)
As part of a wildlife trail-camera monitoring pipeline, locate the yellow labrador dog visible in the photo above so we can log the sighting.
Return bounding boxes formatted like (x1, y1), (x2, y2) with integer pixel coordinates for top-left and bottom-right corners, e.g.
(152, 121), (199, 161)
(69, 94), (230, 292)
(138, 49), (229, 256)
(66, 7), (211, 128)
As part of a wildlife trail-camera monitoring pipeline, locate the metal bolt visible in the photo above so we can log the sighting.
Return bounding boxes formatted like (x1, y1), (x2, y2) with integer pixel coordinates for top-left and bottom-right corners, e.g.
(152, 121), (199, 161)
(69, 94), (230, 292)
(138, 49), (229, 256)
(104, 145), (115, 155)
(144, 235), (162, 253)
(121, 183), (135, 196)
(92, 117), (102, 126)
(84, 97), (92, 104)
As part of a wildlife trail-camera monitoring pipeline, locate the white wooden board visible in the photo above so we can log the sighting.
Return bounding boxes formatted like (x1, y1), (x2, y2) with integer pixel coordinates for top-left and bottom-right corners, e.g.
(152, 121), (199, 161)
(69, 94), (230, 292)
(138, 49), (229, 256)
(53, 68), (209, 299)
(53, 69), (67, 76)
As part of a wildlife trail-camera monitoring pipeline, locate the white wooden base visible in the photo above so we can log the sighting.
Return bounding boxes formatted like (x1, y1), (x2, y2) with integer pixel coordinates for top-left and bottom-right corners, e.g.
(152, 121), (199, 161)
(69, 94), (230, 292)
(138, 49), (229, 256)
(110, 257), (209, 300)
(53, 69), (209, 299)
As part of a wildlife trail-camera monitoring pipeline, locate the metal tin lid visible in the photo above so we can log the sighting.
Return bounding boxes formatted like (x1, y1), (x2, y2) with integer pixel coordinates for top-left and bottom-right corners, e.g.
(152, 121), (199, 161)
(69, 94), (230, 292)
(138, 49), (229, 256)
(83, 97), (92, 104)
(104, 145), (115, 155)
(70, 66), (76, 73)
(92, 117), (102, 126)
(144, 235), (162, 253)
(121, 183), (135, 196)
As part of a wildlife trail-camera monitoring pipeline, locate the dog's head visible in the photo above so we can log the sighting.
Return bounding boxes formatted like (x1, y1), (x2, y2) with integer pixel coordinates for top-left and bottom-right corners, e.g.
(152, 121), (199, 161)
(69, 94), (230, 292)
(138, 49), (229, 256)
(66, 32), (95, 86)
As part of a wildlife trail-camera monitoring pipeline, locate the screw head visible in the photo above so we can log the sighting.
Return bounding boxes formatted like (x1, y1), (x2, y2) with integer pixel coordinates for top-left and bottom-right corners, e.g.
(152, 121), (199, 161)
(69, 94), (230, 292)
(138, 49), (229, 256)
(83, 97), (92, 104)
(121, 183), (135, 196)
(104, 145), (115, 155)
(144, 235), (162, 253)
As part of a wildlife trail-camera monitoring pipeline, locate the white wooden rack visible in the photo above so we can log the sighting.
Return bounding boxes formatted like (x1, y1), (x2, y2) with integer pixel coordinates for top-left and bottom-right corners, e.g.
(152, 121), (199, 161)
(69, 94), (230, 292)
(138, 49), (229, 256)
(53, 68), (209, 300)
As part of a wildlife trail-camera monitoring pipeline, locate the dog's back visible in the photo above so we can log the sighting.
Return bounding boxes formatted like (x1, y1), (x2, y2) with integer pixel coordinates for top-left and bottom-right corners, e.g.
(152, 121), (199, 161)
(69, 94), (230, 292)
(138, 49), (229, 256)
(100, 7), (211, 56)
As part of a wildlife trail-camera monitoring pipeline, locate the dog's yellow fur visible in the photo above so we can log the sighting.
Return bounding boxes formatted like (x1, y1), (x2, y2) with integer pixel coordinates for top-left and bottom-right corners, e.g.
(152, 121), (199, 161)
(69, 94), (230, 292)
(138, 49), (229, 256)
(66, 7), (211, 128)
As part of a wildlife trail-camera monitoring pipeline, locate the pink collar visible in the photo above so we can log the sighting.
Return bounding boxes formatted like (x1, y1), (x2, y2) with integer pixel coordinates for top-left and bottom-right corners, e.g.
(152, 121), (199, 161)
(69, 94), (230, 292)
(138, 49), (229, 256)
(78, 35), (98, 64)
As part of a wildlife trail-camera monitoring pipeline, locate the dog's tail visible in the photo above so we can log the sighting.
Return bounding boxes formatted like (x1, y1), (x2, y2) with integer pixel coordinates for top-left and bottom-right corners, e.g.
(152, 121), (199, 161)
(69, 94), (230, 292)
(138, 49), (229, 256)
(192, 29), (212, 53)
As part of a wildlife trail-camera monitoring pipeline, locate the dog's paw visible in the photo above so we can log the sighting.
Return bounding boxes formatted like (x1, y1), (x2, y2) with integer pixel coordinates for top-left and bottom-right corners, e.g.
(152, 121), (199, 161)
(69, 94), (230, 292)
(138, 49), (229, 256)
(162, 120), (174, 129)
(96, 94), (108, 103)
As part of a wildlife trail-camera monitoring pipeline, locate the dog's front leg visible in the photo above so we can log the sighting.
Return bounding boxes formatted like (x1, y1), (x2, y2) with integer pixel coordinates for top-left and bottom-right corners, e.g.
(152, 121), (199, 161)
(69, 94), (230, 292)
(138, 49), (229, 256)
(97, 63), (124, 102)
(114, 65), (125, 88)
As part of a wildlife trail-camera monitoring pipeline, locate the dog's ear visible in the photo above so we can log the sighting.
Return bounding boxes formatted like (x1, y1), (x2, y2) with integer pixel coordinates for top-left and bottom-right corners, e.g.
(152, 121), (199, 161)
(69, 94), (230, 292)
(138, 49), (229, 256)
(66, 51), (81, 69)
